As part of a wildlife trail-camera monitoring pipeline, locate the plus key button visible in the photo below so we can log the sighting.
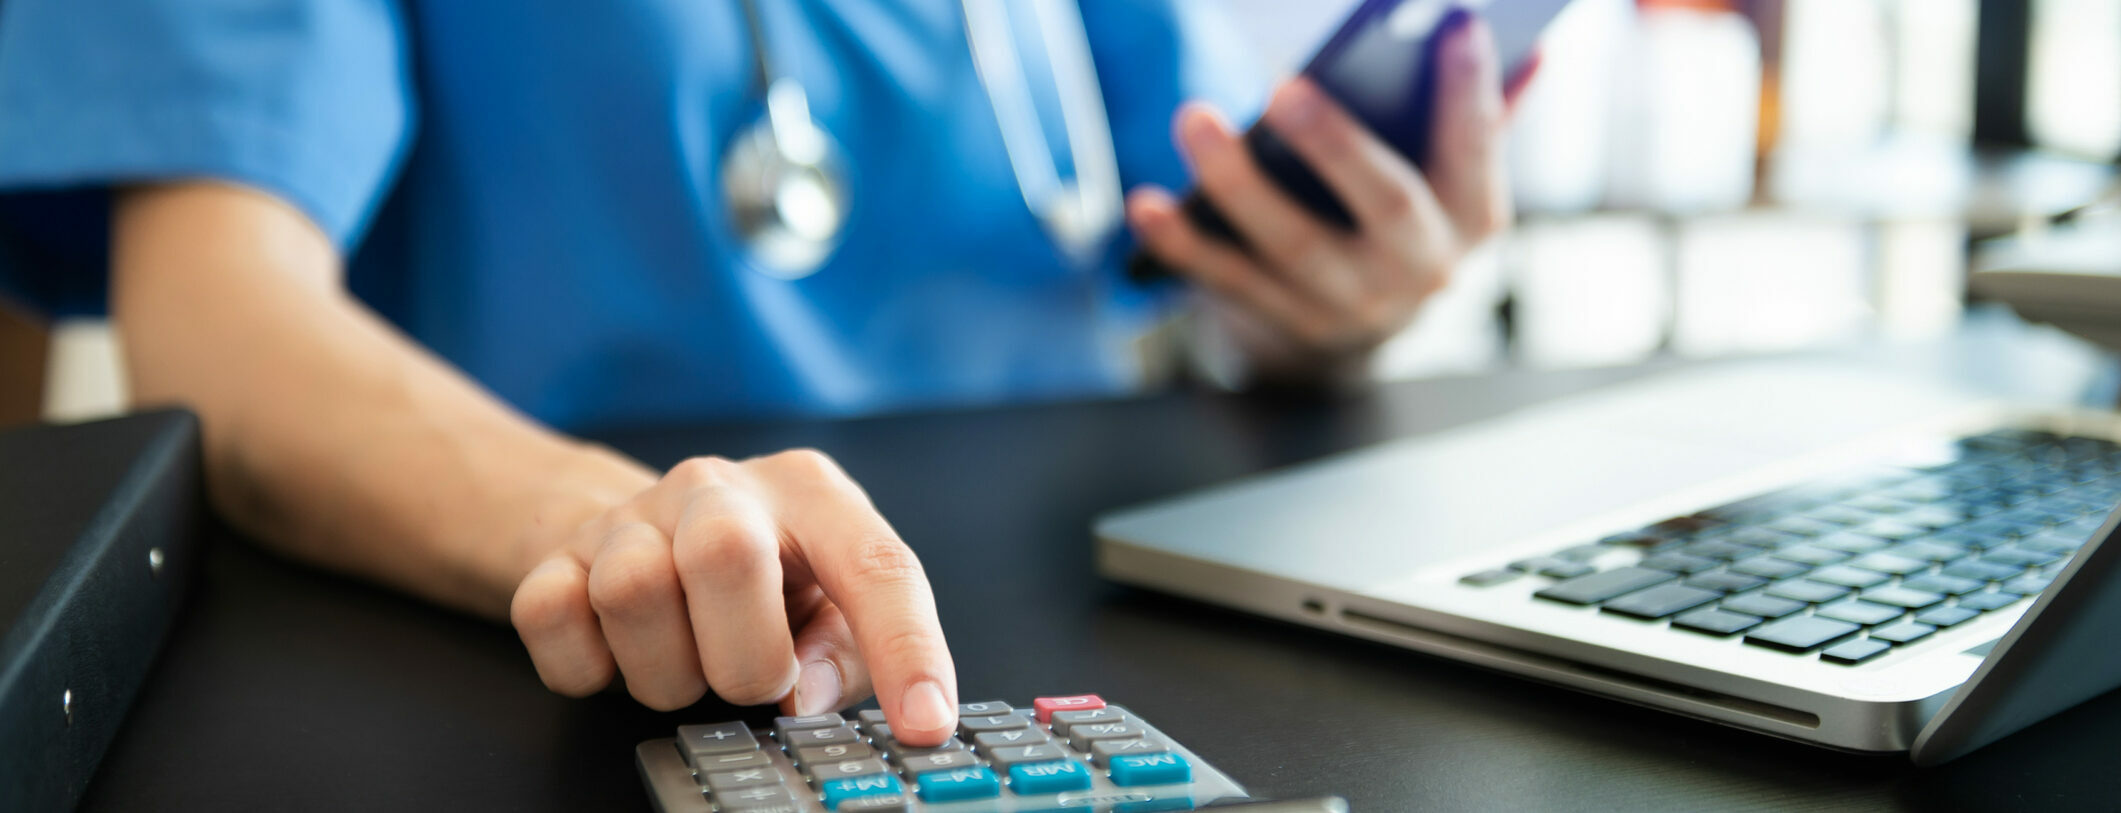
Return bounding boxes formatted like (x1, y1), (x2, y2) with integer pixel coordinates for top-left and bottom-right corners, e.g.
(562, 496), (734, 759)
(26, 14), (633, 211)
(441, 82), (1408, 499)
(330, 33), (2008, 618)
(1032, 695), (1105, 724)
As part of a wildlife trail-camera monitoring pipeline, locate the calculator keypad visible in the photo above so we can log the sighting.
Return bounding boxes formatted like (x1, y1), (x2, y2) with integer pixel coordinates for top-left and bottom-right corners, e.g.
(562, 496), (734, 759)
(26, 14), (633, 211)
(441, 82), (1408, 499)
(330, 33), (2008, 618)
(636, 696), (1251, 812)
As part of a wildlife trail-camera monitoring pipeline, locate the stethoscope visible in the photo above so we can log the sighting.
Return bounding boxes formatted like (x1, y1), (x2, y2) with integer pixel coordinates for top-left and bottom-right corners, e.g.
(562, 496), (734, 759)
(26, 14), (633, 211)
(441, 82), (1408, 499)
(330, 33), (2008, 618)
(723, 0), (1123, 280)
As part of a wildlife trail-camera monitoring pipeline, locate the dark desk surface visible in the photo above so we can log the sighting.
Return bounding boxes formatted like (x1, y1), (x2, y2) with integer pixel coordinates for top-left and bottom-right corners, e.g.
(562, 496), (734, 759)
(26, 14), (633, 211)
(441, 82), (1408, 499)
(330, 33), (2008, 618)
(77, 345), (2121, 812)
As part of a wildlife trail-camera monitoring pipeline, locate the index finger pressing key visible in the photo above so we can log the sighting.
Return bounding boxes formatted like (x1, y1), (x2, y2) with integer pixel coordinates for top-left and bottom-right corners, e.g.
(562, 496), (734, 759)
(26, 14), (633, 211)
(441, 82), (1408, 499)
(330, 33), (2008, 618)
(758, 452), (959, 746)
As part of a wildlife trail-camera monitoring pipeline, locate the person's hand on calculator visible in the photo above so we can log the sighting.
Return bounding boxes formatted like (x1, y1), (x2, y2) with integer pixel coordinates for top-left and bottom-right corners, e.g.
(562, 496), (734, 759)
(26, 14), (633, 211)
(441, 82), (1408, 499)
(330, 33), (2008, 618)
(510, 450), (961, 745)
(1125, 17), (1536, 382)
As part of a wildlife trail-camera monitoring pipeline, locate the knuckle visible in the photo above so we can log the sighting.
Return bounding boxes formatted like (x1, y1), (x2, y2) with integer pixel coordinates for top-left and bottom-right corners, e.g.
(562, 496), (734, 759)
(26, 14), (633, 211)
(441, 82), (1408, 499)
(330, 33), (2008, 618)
(666, 456), (741, 489)
(708, 669), (794, 707)
(846, 536), (926, 584)
(587, 547), (673, 619)
(632, 678), (708, 712)
(676, 513), (777, 581)
(770, 447), (845, 481)
(1370, 185), (1417, 224)
(542, 661), (614, 698)
(510, 576), (577, 636)
(874, 625), (948, 668)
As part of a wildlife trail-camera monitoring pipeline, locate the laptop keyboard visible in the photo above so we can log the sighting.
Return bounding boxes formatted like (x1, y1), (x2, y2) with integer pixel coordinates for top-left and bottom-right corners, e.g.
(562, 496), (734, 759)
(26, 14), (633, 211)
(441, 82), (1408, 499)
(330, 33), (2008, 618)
(1460, 429), (2115, 665)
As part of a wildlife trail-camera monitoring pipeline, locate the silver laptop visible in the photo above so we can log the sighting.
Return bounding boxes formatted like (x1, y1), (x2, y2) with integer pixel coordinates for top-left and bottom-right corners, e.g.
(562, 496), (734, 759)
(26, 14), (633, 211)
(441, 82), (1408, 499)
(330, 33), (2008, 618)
(1095, 359), (2121, 764)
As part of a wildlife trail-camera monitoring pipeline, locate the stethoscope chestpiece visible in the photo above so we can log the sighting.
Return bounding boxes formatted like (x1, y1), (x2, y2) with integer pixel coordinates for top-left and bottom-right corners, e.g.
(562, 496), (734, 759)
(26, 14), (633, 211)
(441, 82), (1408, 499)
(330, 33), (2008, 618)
(722, 75), (850, 280)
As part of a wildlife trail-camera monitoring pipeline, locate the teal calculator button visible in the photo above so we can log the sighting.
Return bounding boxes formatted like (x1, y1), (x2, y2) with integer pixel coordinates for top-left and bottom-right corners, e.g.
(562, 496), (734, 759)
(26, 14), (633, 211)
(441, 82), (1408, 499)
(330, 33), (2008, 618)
(1107, 752), (1191, 787)
(1008, 759), (1093, 794)
(916, 766), (1002, 802)
(819, 773), (902, 810)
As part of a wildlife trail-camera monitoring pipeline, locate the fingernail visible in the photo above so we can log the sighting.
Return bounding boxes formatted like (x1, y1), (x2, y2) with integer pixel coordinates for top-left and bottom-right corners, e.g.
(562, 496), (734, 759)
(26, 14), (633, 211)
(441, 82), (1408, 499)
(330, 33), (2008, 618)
(901, 680), (951, 734)
(794, 660), (842, 716)
(1180, 110), (1222, 154)
(1270, 80), (1325, 132)
(1445, 14), (1492, 72)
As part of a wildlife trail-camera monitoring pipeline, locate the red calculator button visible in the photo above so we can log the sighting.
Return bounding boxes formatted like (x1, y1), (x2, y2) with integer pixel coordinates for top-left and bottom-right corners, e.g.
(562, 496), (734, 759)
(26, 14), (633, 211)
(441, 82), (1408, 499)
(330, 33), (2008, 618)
(1033, 695), (1105, 723)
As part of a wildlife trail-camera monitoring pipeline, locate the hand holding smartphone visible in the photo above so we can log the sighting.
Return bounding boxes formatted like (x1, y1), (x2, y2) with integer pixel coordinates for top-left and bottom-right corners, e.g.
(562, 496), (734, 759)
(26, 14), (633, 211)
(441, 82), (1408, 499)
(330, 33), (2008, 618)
(1126, 0), (1572, 283)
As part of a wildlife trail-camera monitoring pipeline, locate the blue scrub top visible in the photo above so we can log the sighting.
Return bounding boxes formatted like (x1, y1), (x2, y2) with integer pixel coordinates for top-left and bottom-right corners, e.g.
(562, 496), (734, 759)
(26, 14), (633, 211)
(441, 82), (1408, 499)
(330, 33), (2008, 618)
(0, 0), (1260, 429)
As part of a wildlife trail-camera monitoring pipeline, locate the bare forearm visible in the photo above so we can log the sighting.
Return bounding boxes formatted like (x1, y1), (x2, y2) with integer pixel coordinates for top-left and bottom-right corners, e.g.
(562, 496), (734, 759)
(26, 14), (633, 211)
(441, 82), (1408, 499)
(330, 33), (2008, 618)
(111, 183), (653, 618)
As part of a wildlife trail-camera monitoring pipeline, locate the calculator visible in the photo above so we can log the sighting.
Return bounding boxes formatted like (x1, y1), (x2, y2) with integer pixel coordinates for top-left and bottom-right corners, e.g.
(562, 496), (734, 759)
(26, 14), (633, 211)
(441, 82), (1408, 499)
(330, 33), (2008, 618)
(636, 695), (1273, 812)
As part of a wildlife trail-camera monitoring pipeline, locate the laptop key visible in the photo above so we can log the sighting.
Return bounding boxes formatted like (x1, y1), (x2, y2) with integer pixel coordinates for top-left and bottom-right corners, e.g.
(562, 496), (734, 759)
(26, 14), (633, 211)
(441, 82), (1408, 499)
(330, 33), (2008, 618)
(1814, 532), (1890, 555)
(1942, 560), (2022, 582)
(1772, 545), (1850, 566)
(1982, 546), (2061, 568)
(1555, 544), (1610, 561)
(1745, 616), (1861, 653)
(1720, 592), (1807, 619)
(1999, 573), (2056, 595)
(1859, 586), (1947, 610)
(1914, 606), (1980, 628)
(1538, 561), (1596, 579)
(1821, 638), (1892, 665)
(1847, 552), (1930, 576)
(1886, 539), (1970, 562)
(1766, 579), (1852, 604)
(1640, 552), (1721, 574)
(1900, 573), (1985, 596)
(1684, 571), (1768, 594)
(1681, 539), (1756, 561)
(1602, 583), (1722, 620)
(1672, 608), (1764, 636)
(1460, 568), (1520, 587)
(1730, 556), (1809, 580)
(1806, 565), (1890, 589)
(1535, 567), (1676, 605)
(1955, 591), (2023, 612)
(2018, 532), (2088, 555)
(1815, 600), (1903, 626)
(1869, 621), (1937, 645)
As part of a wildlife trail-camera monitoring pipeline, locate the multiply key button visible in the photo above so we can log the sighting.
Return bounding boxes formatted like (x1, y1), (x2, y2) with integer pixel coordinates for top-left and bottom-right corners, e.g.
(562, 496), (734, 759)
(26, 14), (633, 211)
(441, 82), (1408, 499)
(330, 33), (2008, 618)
(987, 743), (1070, 769)
(691, 750), (773, 774)
(957, 714), (1027, 735)
(1033, 695), (1105, 723)
(915, 767), (1002, 803)
(896, 749), (981, 777)
(703, 767), (784, 794)
(806, 758), (890, 783)
(1090, 737), (1170, 766)
(958, 700), (1013, 716)
(678, 722), (759, 756)
(788, 725), (861, 747)
(1049, 707), (1127, 735)
(1067, 722), (1145, 750)
(819, 774), (905, 811)
(793, 742), (875, 767)
(1009, 760), (1094, 795)
(1107, 752), (1191, 787)
(973, 728), (1050, 751)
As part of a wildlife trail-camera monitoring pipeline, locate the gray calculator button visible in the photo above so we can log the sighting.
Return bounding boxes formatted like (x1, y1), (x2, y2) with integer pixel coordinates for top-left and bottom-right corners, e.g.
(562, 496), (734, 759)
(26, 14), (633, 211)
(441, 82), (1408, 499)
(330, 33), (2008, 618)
(792, 742), (875, 766)
(703, 766), (784, 793)
(805, 757), (890, 782)
(857, 709), (890, 730)
(715, 784), (800, 812)
(837, 795), (912, 812)
(884, 737), (965, 761)
(774, 714), (847, 741)
(865, 723), (892, 744)
(958, 700), (1014, 716)
(1067, 722), (1145, 750)
(896, 749), (981, 776)
(957, 714), (1028, 735)
(677, 722), (759, 755)
(1049, 707), (1127, 735)
(972, 728), (1049, 750)
(787, 724), (861, 747)
(986, 743), (1069, 769)
(1090, 737), (1170, 765)
(690, 749), (773, 773)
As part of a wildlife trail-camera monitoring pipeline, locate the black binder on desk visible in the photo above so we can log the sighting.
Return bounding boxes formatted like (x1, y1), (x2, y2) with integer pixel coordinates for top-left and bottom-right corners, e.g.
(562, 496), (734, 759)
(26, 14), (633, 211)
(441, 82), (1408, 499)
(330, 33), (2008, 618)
(0, 410), (204, 812)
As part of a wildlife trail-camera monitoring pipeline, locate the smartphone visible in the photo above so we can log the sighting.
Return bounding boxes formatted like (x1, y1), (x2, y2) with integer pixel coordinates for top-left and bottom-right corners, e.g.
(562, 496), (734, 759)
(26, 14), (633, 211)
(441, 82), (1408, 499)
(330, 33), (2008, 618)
(1126, 0), (1574, 282)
